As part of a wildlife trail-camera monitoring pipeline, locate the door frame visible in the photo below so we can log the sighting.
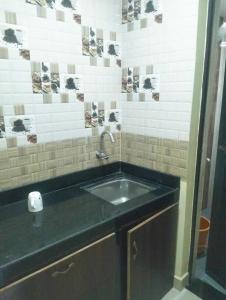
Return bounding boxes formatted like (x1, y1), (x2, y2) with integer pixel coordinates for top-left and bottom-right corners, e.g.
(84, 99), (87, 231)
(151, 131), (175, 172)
(188, 0), (225, 281)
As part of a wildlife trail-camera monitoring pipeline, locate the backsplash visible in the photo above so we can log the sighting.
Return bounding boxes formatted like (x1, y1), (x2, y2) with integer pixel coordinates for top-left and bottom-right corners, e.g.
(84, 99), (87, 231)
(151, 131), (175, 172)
(0, 0), (122, 149)
(0, 0), (199, 191)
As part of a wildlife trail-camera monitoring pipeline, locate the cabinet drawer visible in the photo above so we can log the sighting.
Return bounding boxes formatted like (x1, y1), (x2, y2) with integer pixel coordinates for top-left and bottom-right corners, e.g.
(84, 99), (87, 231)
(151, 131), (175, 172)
(0, 233), (121, 300)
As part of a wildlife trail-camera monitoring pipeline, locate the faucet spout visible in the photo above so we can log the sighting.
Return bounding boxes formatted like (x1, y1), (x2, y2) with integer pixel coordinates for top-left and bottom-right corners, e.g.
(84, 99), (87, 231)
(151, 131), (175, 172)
(96, 130), (115, 160)
(101, 130), (115, 143)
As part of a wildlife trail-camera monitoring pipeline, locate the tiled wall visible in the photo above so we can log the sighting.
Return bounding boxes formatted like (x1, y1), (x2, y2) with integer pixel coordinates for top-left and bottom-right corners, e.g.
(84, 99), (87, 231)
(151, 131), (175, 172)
(122, 132), (188, 178)
(0, 0), (199, 191)
(0, 0), (122, 190)
(121, 0), (199, 142)
(120, 0), (199, 177)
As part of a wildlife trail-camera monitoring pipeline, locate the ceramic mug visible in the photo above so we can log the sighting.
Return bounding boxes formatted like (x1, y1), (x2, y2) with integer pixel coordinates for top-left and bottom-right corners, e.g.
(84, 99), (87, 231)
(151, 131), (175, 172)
(28, 191), (43, 213)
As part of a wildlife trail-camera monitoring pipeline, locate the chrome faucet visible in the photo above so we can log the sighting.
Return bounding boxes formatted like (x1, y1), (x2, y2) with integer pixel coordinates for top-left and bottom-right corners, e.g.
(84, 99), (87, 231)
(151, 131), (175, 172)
(96, 130), (115, 160)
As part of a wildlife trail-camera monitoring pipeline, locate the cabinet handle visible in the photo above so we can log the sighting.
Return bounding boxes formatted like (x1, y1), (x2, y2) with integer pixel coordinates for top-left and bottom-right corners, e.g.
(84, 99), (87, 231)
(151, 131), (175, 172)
(51, 262), (75, 278)
(132, 240), (138, 261)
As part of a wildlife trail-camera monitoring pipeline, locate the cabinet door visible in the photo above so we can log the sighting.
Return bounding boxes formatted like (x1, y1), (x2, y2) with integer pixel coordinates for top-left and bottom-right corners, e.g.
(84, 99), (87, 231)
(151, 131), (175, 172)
(127, 204), (178, 300)
(0, 233), (121, 300)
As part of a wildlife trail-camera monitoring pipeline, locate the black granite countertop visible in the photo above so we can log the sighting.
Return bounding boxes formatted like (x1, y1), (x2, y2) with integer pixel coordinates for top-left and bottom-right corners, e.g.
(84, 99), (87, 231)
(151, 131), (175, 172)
(0, 162), (180, 288)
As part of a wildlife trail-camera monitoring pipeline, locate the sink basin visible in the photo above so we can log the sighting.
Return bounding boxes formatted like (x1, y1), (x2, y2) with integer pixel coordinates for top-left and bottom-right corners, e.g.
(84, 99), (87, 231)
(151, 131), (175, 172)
(83, 177), (158, 205)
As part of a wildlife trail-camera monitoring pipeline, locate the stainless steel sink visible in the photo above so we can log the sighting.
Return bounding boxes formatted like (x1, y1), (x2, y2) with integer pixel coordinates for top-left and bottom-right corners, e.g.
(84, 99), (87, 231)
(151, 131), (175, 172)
(83, 178), (157, 205)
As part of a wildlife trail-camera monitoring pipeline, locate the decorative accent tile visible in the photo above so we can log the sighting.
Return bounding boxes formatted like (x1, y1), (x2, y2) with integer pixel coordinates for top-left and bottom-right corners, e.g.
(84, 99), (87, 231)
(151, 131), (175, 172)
(27, 134), (37, 144)
(31, 61), (60, 95)
(76, 93), (84, 102)
(41, 62), (51, 94)
(19, 49), (30, 60)
(5, 115), (36, 138)
(60, 74), (83, 93)
(106, 109), (121, 125)
(122, 0), (162, 25)
(122, 68), (127, 93)
(73, 14), (81, 24)
(85, 111), (92, 128)
(82, 26), (89, 56)
(25, 0), (75, 10)
(155, 14), (163, 23)
(0, 24), (28, 49)
(140, 73), (160, 93)
(91, 102), (98, 127)
(97, 37), (104, 58)
(98, 109), (105, 127)
(152, 93), (160, 101)
(89, 27), (97, 56)
(31, 65), (42, 94)
(127, 68), (133, 93)
(0, 114), (6, 139)
(104, 40), (121, 58)
(5, 12), (17, 25)
(116, 59), (121, 67)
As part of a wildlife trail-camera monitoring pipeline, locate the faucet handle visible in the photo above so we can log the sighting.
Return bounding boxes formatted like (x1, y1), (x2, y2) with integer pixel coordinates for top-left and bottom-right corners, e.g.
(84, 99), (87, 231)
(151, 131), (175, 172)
(96, 151), (109, 160)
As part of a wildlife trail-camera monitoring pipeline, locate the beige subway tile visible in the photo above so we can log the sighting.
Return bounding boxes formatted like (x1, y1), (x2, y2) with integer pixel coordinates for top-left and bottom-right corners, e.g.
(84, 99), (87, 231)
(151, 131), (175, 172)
(146, 65), (154, 74)
(127, 23), (134, 32)
(14, 105), (25, 115)
(140, 18), (148, 28)
(61, 93), (69, 103)
(139, 93), (145, 102)
(50, 63), (59, 73)
(31, 61), (41, 73)
(37, 6), (47, 18)
(6, 138), (17, 148)
(96, 29), (103, 39)
(67, 64), (76, 74)
(90, 56), (97, 66)
(56, 10), (65, 21)
(110, 31), (117, 41)
(0, 47), (8, 59)
(104, 58), (110, 67)
(43, 94), (52, 104)
(127, 94), (133, 102)
(5, 11), (17, 24)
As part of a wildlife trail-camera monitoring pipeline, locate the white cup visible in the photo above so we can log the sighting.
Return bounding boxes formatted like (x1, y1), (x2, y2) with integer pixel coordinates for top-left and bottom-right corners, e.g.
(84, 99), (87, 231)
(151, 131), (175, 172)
(28, 192), (43, 213)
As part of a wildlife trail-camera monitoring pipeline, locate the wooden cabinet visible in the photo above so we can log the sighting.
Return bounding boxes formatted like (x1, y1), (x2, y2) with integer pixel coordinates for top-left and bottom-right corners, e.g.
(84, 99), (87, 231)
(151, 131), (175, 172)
(0, 234), (121, 300)
(0, 204), (178, 300)
(127, 204), (178, 300)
